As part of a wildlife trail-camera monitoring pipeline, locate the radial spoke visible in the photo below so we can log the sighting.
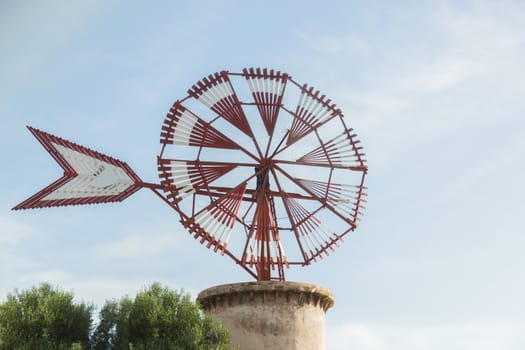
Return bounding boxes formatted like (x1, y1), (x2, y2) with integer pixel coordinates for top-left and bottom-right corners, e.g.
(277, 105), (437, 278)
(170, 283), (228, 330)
(196, 185), (318, 202)
(275, 159), (367, 172)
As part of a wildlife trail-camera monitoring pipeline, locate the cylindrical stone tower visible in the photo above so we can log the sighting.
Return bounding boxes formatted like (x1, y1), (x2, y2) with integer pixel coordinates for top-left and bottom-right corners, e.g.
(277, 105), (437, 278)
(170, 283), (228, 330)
(197, 281), (334, 350)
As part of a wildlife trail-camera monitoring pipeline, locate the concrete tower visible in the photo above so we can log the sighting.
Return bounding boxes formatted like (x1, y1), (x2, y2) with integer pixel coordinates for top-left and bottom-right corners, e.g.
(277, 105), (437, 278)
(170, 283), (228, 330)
(198, 281), (334, 350)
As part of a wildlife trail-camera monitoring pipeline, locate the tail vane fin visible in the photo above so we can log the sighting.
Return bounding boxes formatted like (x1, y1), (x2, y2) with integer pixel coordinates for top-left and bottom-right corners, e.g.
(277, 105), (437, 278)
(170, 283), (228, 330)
(12, 126), (143, 210)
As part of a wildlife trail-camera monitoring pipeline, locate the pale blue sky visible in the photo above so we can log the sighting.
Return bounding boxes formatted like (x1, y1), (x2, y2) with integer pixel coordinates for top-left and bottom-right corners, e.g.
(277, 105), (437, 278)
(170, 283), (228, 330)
(1, 1), (524, 349)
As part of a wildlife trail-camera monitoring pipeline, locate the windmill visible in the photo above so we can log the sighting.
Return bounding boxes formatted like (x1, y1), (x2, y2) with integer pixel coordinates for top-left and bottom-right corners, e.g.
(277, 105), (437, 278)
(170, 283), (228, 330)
(13, 67), (368, 282)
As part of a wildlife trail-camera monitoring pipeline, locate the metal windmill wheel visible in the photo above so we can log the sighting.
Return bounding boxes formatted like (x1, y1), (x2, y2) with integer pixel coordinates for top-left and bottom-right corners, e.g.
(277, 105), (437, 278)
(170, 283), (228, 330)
(157, 68), (368, 281)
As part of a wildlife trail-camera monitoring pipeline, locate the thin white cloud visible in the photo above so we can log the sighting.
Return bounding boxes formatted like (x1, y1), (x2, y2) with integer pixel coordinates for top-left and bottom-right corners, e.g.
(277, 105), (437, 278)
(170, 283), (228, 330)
(327, 323), (386, 350)
(11, 268), (161, 307)
(295, 2), (525, 171)
(0, 215), (35, 245)
(0, 216), (43, 273)
(433, 134), (525, 204)
(0, 0), (108, 96)
(29, 272), (199, 309)
(27, 268), (73, 286)
(0, 216), (58, 300)
(98, 231), (180, 259)
(327, 322), (525, 350)
(294, 30), (370, 55)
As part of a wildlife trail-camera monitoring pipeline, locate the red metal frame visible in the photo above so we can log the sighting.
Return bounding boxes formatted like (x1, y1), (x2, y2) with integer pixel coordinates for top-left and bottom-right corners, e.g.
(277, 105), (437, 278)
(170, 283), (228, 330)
(13, 67), (368, 282)
(158, 68), (368, 281)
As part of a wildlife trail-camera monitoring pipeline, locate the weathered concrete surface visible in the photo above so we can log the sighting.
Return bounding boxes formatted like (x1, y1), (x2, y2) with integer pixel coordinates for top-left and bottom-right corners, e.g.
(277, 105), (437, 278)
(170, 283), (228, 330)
(197, 281), (334, 350)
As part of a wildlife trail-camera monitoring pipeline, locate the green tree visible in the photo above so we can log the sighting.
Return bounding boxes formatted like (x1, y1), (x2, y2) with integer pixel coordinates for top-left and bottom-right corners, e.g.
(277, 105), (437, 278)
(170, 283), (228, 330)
(0, 283), (93, 350)
(91, 297), (133, 350)
(91, 283), (230, 350)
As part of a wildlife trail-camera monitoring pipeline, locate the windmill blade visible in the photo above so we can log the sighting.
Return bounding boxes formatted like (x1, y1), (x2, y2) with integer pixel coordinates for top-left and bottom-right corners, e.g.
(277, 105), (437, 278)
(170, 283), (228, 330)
(181, 183), (247, 255)
(287, 85), (342, 146)
(283, 197), (344, 263)
(296, 130), (367, 169)
(188, 71), (253, 137)
(243, 67), (288, 135)
(295, 178), (367, 223)
(158, 159), (238, 203)
(13, 126), (143, 210)
(161, 102), (241, 149)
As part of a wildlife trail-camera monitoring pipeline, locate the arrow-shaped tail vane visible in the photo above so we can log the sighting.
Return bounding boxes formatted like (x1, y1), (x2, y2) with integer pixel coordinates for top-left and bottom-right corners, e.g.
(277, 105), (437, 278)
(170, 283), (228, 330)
(13, 126), (144, 210)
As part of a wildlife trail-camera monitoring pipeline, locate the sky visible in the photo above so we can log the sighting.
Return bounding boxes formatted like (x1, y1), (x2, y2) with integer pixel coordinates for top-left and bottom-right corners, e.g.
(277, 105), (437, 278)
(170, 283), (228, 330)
(1, 0), (524, 349)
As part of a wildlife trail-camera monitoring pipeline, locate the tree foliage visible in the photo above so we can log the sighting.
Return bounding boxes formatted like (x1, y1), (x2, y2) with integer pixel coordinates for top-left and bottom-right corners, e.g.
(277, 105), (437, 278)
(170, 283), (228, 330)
(0, 282), (230, 350)
(0, 283), (93, 350)
(91, 283), (230, 350)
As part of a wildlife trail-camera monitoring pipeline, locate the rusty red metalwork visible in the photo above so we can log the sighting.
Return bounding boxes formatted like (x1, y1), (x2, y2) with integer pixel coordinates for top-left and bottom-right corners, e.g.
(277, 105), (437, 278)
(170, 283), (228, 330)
(14, 67), (368, 282)
(158, 68), (368, 281)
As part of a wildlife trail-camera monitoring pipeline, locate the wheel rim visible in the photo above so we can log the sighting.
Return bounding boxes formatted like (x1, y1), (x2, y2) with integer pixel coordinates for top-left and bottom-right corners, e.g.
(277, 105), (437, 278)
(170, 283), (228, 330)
(158, 68), (367, 281)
